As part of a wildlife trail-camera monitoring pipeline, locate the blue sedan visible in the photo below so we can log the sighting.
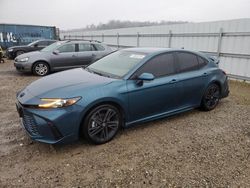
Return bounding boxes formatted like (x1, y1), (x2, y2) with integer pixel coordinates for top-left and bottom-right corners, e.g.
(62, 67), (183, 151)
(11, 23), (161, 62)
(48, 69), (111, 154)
(16, 48), (229, 144)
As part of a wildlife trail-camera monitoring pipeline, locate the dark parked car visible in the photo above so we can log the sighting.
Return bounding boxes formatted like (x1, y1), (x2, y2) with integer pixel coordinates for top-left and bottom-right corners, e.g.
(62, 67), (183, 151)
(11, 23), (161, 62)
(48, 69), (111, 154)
(14, 40), (112, 76)
(16, 48), (229, 145)
(6, 39), (57, 59)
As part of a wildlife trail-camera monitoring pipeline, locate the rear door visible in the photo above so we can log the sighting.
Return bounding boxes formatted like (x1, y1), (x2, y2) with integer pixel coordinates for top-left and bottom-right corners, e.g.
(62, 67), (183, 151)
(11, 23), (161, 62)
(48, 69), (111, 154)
(76, 43), (95, 67)
(50, 43), (78, 70)
(175, 52), (209, 108)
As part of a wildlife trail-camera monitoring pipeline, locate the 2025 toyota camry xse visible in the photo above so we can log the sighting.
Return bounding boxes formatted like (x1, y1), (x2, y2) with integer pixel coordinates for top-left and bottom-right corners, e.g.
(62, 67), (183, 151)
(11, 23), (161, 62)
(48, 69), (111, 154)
(16, 48), (229, 144)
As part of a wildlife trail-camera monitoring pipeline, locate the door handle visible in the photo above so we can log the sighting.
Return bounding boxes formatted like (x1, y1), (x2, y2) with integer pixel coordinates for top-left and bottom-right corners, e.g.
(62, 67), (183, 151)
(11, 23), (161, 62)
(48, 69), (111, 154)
(169, 79), (178, 84)
(202, 72), (208, 76)
(72, 54), (77, 57)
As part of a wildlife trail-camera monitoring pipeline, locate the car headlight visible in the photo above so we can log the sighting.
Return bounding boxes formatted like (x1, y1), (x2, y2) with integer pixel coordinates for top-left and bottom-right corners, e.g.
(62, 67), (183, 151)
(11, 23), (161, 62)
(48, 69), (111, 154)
(38, 97), (81, 108)
(8, 48), (13, 52)
(18, 57), (29, 62)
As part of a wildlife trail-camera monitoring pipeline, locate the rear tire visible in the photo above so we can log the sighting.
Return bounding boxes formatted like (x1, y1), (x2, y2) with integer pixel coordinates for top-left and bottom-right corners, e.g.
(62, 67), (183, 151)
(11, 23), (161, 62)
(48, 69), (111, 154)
(201, 83), (220, 111)
(32, 62), (50, 76)
(82, 104), (122, 144)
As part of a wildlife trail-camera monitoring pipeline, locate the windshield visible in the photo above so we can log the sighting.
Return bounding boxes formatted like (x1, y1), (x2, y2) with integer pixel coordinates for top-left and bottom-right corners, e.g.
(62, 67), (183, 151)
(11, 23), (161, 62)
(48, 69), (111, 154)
(87, 50), (147, 78)
(27, 40), (38, 47)
(41, 41), (67, 52)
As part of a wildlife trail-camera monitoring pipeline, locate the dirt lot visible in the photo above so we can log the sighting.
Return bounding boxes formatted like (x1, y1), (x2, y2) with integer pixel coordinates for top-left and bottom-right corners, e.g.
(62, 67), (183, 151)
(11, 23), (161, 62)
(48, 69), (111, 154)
(0, 59), (250, 187)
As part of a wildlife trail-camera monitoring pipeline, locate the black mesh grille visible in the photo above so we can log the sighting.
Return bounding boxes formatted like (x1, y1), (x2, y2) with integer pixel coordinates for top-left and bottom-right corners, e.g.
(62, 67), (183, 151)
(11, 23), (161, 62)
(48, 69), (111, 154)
(23, 114), (40, 136)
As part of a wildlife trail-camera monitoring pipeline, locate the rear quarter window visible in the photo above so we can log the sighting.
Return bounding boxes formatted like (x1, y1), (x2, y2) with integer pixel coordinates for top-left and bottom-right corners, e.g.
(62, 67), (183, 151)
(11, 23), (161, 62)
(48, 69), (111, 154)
(197, 56), (208, 68)
(94, 44), (105, 51)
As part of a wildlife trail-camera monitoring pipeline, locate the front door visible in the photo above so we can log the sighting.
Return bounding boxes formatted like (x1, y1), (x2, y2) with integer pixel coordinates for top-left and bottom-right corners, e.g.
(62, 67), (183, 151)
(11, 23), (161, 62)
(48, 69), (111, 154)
(50, 43), (78, 70)
(126, 52), (181, 123)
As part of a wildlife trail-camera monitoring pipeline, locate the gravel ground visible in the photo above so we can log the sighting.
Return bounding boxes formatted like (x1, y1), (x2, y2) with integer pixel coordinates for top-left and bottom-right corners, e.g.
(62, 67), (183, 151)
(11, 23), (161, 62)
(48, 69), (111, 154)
(0, 59), (250, 187)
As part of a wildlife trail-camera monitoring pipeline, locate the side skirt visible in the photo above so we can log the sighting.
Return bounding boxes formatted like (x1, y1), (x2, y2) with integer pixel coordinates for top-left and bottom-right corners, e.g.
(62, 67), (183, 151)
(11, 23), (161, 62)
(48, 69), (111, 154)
(124, 106), (196, 128)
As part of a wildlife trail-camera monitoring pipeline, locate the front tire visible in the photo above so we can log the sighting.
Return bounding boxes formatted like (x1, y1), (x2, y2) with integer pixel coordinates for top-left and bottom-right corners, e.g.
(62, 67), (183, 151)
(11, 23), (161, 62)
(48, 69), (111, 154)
(32, 62), (50, 76)
(201, 83), (220, 111)
(82, 104), (122, 144)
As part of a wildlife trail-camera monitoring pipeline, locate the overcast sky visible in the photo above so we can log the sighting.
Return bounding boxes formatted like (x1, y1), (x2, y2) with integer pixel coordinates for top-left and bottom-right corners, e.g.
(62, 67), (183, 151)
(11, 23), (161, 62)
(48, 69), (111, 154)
(0, 0), (250, 30)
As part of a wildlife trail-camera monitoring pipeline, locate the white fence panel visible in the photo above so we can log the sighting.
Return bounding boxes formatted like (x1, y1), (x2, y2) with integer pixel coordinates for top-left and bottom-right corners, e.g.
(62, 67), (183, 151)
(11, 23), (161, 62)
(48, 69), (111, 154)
(61, 19), (250, 81)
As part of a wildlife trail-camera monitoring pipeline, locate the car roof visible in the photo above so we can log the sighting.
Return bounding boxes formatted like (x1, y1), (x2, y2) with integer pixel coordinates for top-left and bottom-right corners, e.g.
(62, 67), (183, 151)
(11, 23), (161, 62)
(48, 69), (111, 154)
(36, 39), (57, 41)
(122, 47), (169, 54)
(121, 47), (209, 59)
(64, 40), (103, 44)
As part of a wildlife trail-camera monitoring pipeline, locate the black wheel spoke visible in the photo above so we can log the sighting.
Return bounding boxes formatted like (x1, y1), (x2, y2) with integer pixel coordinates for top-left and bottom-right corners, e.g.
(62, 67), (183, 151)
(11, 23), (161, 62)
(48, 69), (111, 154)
(89, 126), (103, 136)
(106, 121), (118, 130)
(101, 126), (108, 140)
(104, 109), (115, 122)
(91, 117), (102, 126)
(203, 84), (220, 110)
(87, 106), (120, 143)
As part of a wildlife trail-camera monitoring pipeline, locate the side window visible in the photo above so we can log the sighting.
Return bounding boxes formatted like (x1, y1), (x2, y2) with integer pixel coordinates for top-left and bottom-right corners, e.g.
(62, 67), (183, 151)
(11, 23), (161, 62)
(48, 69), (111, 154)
(57, 44), (75, 53)
(177, 52), (199, 72)
(78, 43), (93, 52)
(94, 44), (105, 51)
(135, 53), (175, 78)
(197, 56), (208, 68)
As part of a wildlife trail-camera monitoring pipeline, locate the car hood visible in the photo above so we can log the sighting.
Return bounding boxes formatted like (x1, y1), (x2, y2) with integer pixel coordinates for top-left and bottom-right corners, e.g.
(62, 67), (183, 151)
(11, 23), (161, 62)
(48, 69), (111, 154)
(8, 45), (28, 50)
(17, 68), (115, 104)
(15, 51), (41, 59)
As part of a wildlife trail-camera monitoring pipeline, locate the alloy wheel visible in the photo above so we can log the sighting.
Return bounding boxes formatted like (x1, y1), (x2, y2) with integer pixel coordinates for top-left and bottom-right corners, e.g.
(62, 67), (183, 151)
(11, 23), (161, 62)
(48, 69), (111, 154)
(34, 63), (48, 76)
(86, 105), (120, 144)
(204, 84), (220, 110)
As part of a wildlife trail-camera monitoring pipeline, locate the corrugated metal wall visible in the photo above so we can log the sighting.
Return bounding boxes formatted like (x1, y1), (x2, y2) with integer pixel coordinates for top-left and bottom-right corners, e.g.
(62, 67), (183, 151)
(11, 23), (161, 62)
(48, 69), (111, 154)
(61, 19), (250, 80)
(0, 24), (57, 49)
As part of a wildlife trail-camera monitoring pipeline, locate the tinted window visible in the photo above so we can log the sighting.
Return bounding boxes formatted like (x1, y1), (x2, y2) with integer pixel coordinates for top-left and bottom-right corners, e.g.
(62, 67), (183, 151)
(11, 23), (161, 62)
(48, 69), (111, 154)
(135, 53), (175, 78)
(197, 56), (208, 68)
(78, 43), (93, 51)
(57, 44), (75, 53)
(177, 52), (199, 72)
(94, 44), (105, 51)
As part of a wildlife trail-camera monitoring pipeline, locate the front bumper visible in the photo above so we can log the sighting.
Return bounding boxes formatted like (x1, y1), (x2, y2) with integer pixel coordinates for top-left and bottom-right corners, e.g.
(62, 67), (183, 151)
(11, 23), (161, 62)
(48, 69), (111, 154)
(5, 50), (15, 59)
(14, 61), (32, 72)
(16, 101), (82, 144)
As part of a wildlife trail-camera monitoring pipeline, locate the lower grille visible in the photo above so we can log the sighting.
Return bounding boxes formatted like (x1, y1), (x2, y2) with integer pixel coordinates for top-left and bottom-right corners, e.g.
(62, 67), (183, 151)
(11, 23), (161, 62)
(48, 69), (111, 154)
(23, 114), (40, 136)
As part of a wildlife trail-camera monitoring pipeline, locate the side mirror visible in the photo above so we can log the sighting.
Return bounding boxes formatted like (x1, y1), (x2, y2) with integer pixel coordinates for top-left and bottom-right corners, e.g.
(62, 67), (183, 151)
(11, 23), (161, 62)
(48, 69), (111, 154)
(33, 44), (38, 48)
(138, 73), (155, 81)
(136, 73), (155, 86)
(53, 50), (59, 55)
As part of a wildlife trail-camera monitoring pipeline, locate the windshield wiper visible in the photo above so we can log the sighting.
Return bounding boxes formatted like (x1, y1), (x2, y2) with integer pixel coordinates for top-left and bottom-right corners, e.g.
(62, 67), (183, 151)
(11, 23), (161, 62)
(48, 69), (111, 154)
(84, 67), (121, 79)
(84, 67), (109, 77)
